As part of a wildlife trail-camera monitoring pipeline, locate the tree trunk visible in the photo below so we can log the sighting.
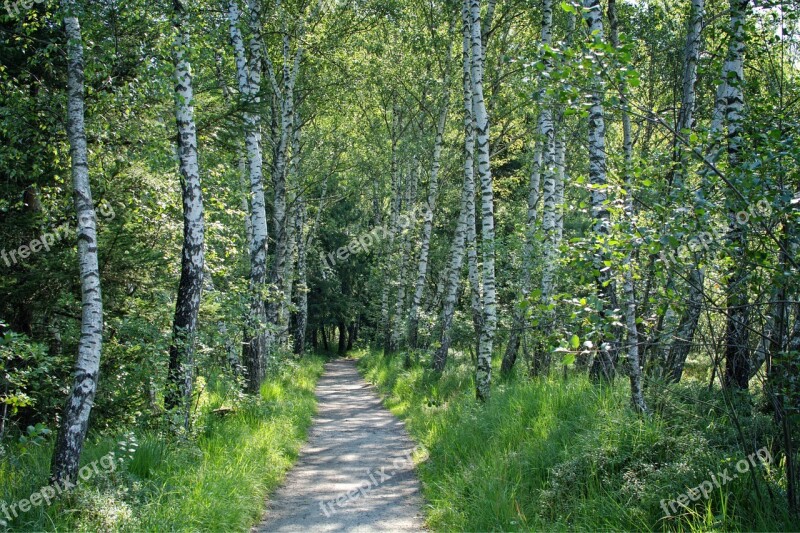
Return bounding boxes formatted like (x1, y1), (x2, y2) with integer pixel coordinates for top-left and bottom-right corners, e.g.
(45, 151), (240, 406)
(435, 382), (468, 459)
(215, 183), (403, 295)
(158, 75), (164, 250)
(293, 195), (308, 355)
(382, 121), (402, 352)
(338, 321), (347, 354)
(266, 30), (303, 330)
(228, 0), (270, 393)
(166, 0), (205, 429)
(584, 0), (617, 382)
(722, 0), (750, 390)
(469, 0), (497, 402)
(433, 45), (475, 371)
(390, 166), (417, 353)
(347, 321), (356, 351)
(665, 0), (705, 382)
(608, 0), (647, 413)
(51, 0), (104, 485)
(408, 64), (450, 349)
(501, 2), (552, 377)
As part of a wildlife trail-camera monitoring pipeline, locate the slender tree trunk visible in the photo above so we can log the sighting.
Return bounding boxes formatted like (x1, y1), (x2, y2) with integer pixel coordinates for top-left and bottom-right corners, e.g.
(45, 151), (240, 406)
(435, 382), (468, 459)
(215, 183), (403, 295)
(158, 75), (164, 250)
(538, 0), (557, 309)
(469, 0), (497, 402)
(280, 117), (301, 346)
(584, 0), (617, 382)
(554, 132), (565, 245)
(382, 124), (402, 352)
(165, 0), (205, 429)
(502, 0), (555, 376)
(390, 166), (417, 353)
(51, 0), (104, 484)
(433, 31), (475, 370)
(228, 0), (270, 392)
(267, 32), (303, 330)
(408, 67), (450, 349)
(608, 0), (647, 413)
(665, 0), (705, 382)
(347, 321), (356, 351)
(337, 321), (347, 354)
(722, 0), (750, 389)
(293, 195), (308, 354)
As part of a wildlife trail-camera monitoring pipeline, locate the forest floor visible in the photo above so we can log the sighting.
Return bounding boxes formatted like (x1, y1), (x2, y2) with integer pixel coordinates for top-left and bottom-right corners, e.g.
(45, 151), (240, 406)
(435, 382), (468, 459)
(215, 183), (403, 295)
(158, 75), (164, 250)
(256, 358), (425, 532)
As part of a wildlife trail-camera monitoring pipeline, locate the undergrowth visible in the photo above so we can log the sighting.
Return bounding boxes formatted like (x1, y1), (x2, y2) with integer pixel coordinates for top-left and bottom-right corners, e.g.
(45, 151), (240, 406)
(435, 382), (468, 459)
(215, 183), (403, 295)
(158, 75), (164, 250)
(0, 355), (325, 532)
(357, 348), (793, 532)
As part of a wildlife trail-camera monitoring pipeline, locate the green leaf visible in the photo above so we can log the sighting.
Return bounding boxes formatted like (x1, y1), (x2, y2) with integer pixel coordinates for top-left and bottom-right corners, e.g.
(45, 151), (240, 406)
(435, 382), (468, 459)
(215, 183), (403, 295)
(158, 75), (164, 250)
(569, 334), (580, 350)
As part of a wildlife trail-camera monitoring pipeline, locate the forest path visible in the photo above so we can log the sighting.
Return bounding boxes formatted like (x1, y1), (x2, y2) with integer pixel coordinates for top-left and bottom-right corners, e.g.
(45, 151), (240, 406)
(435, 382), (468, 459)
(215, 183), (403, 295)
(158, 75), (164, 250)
(255, 358), (425, 532)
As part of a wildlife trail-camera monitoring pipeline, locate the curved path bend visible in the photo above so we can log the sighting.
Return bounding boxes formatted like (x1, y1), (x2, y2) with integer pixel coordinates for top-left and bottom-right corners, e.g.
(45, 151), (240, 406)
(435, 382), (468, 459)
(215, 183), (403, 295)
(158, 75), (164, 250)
(256, 358), (425, 532)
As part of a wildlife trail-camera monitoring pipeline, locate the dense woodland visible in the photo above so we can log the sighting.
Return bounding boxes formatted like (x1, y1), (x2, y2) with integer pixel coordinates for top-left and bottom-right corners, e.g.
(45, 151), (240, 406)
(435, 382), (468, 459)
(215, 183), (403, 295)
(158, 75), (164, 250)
(1, 0), (799, 530)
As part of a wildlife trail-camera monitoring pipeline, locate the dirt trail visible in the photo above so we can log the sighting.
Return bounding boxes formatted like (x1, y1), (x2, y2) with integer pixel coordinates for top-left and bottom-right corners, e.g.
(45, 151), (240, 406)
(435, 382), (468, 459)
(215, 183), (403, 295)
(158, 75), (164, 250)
(256, 359), (425, 532)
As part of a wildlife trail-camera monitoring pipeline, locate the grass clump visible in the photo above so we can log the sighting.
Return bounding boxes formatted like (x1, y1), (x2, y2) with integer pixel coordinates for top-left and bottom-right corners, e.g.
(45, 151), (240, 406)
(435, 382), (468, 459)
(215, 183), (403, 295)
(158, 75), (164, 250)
(0, 355), (325, 532)
(357, 349), (792, 532)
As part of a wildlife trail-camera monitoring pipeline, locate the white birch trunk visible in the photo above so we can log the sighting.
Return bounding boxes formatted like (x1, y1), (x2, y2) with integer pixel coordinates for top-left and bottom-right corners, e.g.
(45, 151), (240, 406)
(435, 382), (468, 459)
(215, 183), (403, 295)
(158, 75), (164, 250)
(381, 119), (402, 351)
(722, 0), (750, 389)
(267, 29), (303, 328)
(293, 195), (307, 354)
(434, 18), (477, 371)
(539, 0), (557, 308)
(554, 132), (565, 245)
(469, 0), (497, 402)
(389, 165), (417, 353)
(229, 0), (270, 392)
(502, 0), (554, 375)
(584, 0), (617, 381)
(51, 0), (104, 484)
(609, 0), (647, 413)
(408, 66), (450, 349)
(166, 0), (205, 429)
(666, 0), (705, 382)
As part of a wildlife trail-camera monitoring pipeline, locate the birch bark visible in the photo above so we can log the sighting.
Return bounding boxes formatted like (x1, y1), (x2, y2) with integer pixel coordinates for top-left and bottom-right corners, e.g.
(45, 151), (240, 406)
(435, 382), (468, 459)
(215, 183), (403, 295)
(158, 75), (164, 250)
(51, 0), (104, 484)
(166, 0), (205, 428)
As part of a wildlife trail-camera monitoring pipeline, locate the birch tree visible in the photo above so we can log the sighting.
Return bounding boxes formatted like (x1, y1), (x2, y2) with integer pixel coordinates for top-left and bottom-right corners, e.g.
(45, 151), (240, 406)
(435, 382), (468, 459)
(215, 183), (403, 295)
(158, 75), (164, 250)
(165, 0), (205, 428)
(228, 0), (270, 392)
(584, 0), (617, 382)
(263, 9), (303, 332)
(664, 0), (705, 382)
(51, 0), (104, 484)
(501, 0), (555, 376)
(722, 0), (750, 389)
(408, 64), (450, 349)
(433, 13), (477, 372)
(468, 0), (497, 401)
(609, 0), (646, 413)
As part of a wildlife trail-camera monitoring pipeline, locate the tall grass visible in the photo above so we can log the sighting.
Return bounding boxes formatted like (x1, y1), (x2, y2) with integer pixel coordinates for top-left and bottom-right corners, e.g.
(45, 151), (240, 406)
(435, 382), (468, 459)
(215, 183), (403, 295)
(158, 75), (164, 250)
(357, 349), (793, 532)
(0, 355), (325, 532)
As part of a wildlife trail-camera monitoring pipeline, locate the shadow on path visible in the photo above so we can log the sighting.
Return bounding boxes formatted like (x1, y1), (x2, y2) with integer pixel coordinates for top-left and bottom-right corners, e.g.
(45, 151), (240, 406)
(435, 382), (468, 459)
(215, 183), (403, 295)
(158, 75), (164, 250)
(255, 359), (425, 532)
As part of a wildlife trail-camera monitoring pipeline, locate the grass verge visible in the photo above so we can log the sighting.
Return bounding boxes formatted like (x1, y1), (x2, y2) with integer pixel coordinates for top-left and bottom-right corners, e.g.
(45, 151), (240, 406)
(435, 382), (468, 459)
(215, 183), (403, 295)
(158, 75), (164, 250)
(356, 348), (793, 532)
(0, 355), (325, 532)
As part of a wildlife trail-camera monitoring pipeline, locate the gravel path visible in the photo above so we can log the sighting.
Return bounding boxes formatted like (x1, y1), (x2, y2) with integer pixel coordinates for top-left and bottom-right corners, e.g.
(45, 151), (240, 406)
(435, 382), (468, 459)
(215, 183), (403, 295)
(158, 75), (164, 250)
(256, 358), (425, 532)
